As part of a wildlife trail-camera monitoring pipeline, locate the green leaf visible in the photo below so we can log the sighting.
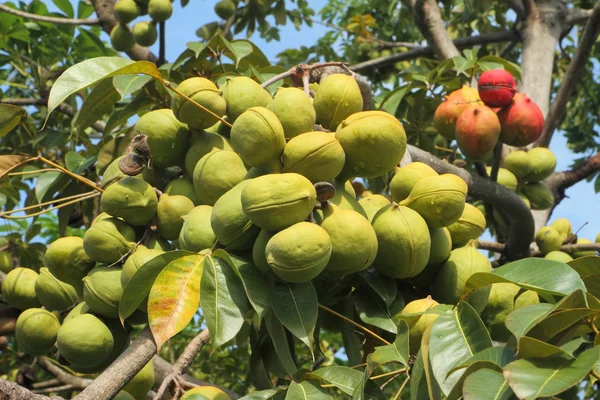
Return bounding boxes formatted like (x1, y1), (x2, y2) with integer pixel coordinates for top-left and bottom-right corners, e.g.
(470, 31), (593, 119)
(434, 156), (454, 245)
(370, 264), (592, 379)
(112, 75), (153, 99)
(503, 346), (600, 400)
(119, 251), (192, 322)
(410, 349), (433, 400)
(35, 171), (69, 202)
(264, 311), (297, 376)
(52, 0), (74, 18)
(429, 301), (493, 395)
(0, 104), (26, 138)
(226, 40), (254, 68)
(104, 97), (154, 135)
(359, 270), (397, 308)
(463, 369), (513, 400)
(446, 362), (504, 400)
(569, 256), (600, 298)
(448, 346), (516, 376)
(310, 366), (363, 396)
(46, 57), (162, 126)
(526, 307), (594, 342)
(149, 254), (205, 350)
(240, 387), (287, 400)
(271, 281), (318, 356)
(367, 320), (410, 371)
(420, 322), (442, 400)
(64, 151), (96, 174)
(517, 336), (574, 359)
(505, 303), (555, 341)
(74, 78), (120, 133)
(201, 254), (249, 349)
(286, 381), (332, 399)
(462, 258), (587, 301)
(224, 252), (271, 320)
(354, 287), (397, 334)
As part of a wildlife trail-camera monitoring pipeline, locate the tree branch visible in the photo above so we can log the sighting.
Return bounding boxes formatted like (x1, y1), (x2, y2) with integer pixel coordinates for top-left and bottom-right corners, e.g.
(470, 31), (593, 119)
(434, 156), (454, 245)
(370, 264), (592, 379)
(478, 240), (600, 256)
(32, 384), (73, 395)
(407, 145), (534, 259)
(534, 1), (600, 148)
(38, 357), (92, 390)
(89, 0), (158, 63)
(0, 379), (63, 400)
(566, 7), (595, 25)
(502, 0), (526, 20)
(0, 4), (100, 25)
(407, 0), (460, 59)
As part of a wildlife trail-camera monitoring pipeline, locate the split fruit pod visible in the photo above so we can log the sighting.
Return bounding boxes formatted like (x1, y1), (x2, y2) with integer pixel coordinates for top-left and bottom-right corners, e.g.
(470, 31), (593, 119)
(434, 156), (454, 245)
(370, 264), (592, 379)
(497, 93), (544, 147)
(477, 69), (517, 108)
(455, 104), (501, 159)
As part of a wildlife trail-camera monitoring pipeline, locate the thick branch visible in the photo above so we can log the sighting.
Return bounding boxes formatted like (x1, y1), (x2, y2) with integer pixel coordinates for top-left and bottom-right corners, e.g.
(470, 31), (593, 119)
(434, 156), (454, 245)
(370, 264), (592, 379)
(351, 32), (517, 72)
(89, 0), (158, 63)
(408, 145), (533, 259)
(0, 379), (62, 400)
(0, 4), (100, 25)
(38, 357), (92, 389)
(566, 7), (595, 25)
(408, 0), (459, 59)
(546, 152), (600, 196)
(534, 1), (600, 148)
(478, 240), (600, 256)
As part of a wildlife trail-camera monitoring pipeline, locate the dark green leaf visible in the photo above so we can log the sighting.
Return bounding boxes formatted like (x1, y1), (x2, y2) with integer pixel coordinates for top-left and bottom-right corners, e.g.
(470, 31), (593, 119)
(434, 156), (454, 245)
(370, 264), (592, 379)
(286, 381), (332, 399)
(0, 104), (27, 138)
(569, 256), (600, 298)
(264, 311), (298, 376)
(310, 366), (363, 396)
(65, 151), (96, 174)
(463, 369), (513, 400)
(359, 270), (397, 308)
(505, 303), (555, 341)
(354, 287), (397, 334)
(517, 337), (573, 359)
(112, 74), (153, 99)
(448, 346), (516, 376)
(367, 320), (410, 371)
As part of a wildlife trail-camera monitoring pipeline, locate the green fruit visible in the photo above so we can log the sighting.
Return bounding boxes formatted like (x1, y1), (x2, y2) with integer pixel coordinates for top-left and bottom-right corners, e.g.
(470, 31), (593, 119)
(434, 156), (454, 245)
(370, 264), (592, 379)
(319, 204), (377, 280)
(503, 150), (531, 180)
(122, 246), (164, 288)
(252, 229), (274, 274)
(1, 268), (41, 310)
(205, 118), (232, 136)
(148, 0), (172, 21)
(165, 177), (201, 205)
(480, 283), (539, 342)
(372, 204), (431, 279)
(517, 191), (531, 208)
(132, 21), (158, 46)
(573, 238), (596, 258)
(114, 0), (140, 23)
(179, 206), (217, 252)
(110, 24), (136, 52)
(145, 232), (172, 251)
(0, 250), (13, 273)
(525, 147), (556, 182)
(241, 173), (317, 231)
(544, 251), (573, 263)
(115, 392), (136, 400)
(230, 107), (285, 170)
(15, 308), (60, 355)
(550, 218), (572, 243)
(185, 130), (233, 176)
(181, 386), (231, 400)
(265, 222), (332, 283)
(101, 177), (158, 226)
(172, 78), (226, 129)
(485, 167), (518, 192)
(214, 0), (236, 19)
(427, 227), (452, 266)
(358, 194), (390, 222)
(446, 203), (486, 247)
(45, 236), (95, 293)
(34, 268), (79, 312)
(134, 109), (190, 168)
(221, 76), (272, 122)
(64, 301), (91, 322)
(156, 193), (195, 240)
(390, 162), (438, 202)
(83, 217), (137, 264)
(101, 155), (153, 187)
(400, 174), (468, 228)
(431, 241), (492, 313)
(83, 265), (124, 318)
(535, 226), (562, 255)
(335, 111), (407, 180)
(56, 314), (114, 367)
(521, 182), (553, 210)
(313, 74), (363, 131)
(282, 132), (345, 182)
(211, 181), (260, 251)
(399, 297), (439, 354)
(193, 150), (247, 206)
(123, 360), (155, 400)
(267, 87), (316, 138)
(329, 179), (367, 219)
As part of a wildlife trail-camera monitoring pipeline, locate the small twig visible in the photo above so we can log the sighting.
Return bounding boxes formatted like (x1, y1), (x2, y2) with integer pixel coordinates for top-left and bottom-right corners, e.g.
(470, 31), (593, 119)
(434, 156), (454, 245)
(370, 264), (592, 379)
(490, 142), (503, 183)
(158, 22), (166, 66)
(38, 356), (93, 389)
(32, 384), (74, 394)
(107, 229), (151, 268)
(0, 192), (100, 219)
(478, 240), (600, 256)
(8, 168), (60, 176)
(1, 191), (98, 216)
(370, 368), (407, 380)
(318, 304), (390, 345)
(0, 4), (100, 25)
(31, 379), (61, 389)
(38, 156), (102, 192)
(392, 376), (410, 400)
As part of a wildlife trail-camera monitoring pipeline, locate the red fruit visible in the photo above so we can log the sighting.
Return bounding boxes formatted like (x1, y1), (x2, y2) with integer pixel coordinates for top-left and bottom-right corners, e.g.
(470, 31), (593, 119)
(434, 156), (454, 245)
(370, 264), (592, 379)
(433, 85), (482, 141)
(455, 105), (501, 159)
(497, 93), (544, 147)
(478, 70), (517, 108)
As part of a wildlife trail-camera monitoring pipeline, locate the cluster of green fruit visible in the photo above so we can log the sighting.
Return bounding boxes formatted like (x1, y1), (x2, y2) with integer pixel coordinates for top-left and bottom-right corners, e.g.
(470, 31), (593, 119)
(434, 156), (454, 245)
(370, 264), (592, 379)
(109, 0), (173, 51)
(535, 218), (599, 262)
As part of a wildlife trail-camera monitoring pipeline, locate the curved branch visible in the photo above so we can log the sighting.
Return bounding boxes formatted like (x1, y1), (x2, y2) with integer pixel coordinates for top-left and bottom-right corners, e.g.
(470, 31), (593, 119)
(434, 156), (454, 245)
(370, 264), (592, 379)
(0, 379), (61, 400)
(479, 240), (600, 256)
(534, 1), (600, 148)
(407, 0), (459, 59)
(567, 7), (596, 25)
(407, 145), (534, 259)
(0, 4), (100, 25)
(38, 357), (93, 389)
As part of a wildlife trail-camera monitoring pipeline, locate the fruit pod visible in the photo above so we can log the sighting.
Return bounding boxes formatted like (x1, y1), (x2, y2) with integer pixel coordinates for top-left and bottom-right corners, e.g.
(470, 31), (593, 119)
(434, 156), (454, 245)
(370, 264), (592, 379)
(520, 182), (553, 210)
(524, 148), (556, 182)
(545, 251), (573, 263)
(15, 308), (60, 355)
(184, 130), (233, 177)
(329, 179), (368, 219)
(179, 206), (217, 252)
(1, 268), (41, 310)
(35, 268), (79, 312)
(358, 194), (391, 223)
(192, 150), (247, 206)
(535, 226), (562, 255)
(572, 238), (596, 258)
(110, 24), (135, 52)
(446, 203), (486, 247)
(455, 104), (501, 159)
(114, 0), (141, 23)
(148, 0), (172, 21)
(313, 74), (363, 131)
(282, 131), (345, 182)
(497, 93), (544, 146)
(550, 218), (572, 243)
(214, 0), (236, 20)
(390, 162), (438, 203)
(121, 246), (164, 287)
(165, 177), (201, 205)
(398, 297), (439, 355)
(477, 69), (517, 108)
(267, 87), (316, 139)
(372, 204), (431, 279)
(181, 386), (232, 400)
(82, 265), (124, 318)
(100, 177), (158, 226)
(132, 20), (158, 46)
(134, 109), (190, 168)
(221, 76), (272, 122)
(265, 222), (332, 283)
(335, 111), (407, 180)
(156, 194), (195, 240)
(433, 85), (482, 140)
(83, 217), (137, 264)
(171, 78), (226, 129)
(503, 150), (531, 180)
(45, 236), (95, 293)
(56, 314), (115, 368)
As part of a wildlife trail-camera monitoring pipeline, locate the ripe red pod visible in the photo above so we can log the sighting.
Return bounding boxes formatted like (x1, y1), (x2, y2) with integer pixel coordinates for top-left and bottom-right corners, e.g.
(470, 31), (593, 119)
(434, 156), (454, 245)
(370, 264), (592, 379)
(497, 93), (544, 147)
(477, 70), (517, 108)
(455, 104), (501, 159)
(433, 85), (482, 141)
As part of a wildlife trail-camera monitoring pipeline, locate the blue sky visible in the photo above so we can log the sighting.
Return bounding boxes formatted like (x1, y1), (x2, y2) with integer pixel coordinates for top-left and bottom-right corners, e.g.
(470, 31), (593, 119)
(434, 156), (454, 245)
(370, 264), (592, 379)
(42, 0), (600, 240)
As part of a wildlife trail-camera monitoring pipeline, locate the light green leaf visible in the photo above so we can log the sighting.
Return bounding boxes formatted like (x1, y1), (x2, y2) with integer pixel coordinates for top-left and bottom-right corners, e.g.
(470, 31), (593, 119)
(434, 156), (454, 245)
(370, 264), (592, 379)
(74, 78), (119, 132)
(505, 303), (555, 341)
(448, 346), (516, 376)
(569, 256), (600, 298)
(104, 97), (154, 135)
(429, 302), (492, 395)
(446, 362), (504, 400)
(517, 337), (573, 360)
(65, 151), (96, 174)
(271, 281), (318, 356)
(420, 322), (442, 400)
(0, 104), (26, 138)
(463, 369), (513, 400)
(239, 387), (287, 400)
(410, 349), (433, 400)
(286, 381), (332, 400)
(226, 40), (254, 68)
(367, 320), (410, 371)
(310, 366), (363, 396)
(503, 346), (600, 400)
(112, 74), (153, 99)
